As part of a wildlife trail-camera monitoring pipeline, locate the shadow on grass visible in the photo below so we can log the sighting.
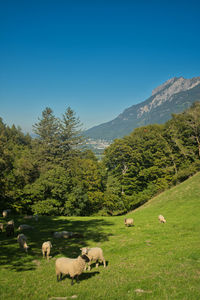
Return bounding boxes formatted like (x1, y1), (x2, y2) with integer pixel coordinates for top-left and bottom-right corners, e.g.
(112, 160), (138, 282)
(0, 216), (113, 272)
(60, 271), (100, 284)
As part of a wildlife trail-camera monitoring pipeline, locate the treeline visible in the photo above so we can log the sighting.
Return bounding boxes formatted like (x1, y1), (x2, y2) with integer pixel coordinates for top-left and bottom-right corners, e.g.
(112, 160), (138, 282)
(1, 103), (200, 216)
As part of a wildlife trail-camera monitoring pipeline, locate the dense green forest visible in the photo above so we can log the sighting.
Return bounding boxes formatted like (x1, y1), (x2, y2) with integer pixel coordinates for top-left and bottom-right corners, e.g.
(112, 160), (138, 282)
(1, 103), (200, 216)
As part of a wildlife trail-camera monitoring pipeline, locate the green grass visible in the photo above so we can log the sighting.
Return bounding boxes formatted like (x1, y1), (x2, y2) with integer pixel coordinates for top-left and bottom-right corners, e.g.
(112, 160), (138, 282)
(1, 173), (200, 299)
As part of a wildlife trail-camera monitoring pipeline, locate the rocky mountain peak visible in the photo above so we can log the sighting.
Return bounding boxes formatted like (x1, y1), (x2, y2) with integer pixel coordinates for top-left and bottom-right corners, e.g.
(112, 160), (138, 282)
(84, 75), (200, 140)
(138, 76), (200, 118)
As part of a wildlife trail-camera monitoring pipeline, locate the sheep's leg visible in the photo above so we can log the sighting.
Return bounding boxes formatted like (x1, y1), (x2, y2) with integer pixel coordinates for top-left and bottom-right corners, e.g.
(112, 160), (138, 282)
(47, 249), (50, 260)
(103, 258), (106, 267)
(88, 261), (91, 271)
(71, 277), (74, 285)
(95, 260), (99, 268)
(76, 275), (80, 284)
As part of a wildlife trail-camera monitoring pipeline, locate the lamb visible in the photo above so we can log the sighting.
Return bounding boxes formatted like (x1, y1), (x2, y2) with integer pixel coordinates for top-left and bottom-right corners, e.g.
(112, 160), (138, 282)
(55, 254), (90, 285)
(42, 241), (52, 260)
(158, 215), (166, 223)
(18, 224), (34, 231)
(0, 223), (4, 232)
(80, 247), (106, 271)
(124, 218), (134, 227)
(6, 223), (14, 236)
(17, 234), (29, 252)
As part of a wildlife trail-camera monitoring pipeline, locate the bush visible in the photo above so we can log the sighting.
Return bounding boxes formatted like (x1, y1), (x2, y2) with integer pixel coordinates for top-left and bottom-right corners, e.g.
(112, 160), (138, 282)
(31, 198), (61, 215)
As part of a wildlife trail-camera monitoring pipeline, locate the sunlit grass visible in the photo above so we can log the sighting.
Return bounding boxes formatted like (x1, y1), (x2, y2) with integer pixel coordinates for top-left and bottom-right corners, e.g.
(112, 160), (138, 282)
(0, 173), (200, 299)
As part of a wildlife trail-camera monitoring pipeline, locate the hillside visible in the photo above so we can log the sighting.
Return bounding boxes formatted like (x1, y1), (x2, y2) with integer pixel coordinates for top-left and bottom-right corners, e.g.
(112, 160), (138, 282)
(84, 76), (200, 140)
(0, 173), (200, 299)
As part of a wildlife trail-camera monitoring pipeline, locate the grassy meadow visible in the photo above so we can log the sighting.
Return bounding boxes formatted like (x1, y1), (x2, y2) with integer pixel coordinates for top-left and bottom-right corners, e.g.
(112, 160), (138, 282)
(0, 173), (200, 300)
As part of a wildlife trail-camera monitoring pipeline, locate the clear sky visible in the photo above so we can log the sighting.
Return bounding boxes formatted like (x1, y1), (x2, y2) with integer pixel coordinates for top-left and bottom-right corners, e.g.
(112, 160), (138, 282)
(1, 0), (200, 133)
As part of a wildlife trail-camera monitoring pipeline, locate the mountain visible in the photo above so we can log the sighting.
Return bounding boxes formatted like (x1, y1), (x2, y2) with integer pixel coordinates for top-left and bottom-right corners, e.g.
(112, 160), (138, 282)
(84, 76), (200, 140)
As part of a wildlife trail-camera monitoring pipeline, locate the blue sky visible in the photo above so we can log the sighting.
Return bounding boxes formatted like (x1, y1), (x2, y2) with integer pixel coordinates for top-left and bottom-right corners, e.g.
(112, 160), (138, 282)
(1, 0), (200, 133)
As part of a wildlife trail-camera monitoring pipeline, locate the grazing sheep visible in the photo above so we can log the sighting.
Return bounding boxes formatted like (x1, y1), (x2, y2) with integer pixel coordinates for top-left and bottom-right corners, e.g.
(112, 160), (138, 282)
(53, 231), (75, 239)
(0, 223), (4, 232)
(55, 254), (90, 285)
(18, 224), (34, 231)
(158, 215), (166, 223)
(6, 224), (14, 237)
(42, 241), (52, 260)
(80, 247), (106, 271)
(124, 218), (134, 227)
(17, 234), (29, 252)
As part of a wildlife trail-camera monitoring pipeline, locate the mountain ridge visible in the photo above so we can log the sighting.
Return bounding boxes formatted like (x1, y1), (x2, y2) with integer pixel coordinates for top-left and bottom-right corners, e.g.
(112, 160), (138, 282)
(84, 76), (200, 140)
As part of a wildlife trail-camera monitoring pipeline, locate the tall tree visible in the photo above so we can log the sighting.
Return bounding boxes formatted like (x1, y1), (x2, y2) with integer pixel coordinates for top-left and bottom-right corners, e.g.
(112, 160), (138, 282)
(60, 107), (84, 156)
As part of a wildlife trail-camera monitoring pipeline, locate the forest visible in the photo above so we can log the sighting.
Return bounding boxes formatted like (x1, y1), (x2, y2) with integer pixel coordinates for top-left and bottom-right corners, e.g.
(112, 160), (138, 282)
(1, 102), (200, 216)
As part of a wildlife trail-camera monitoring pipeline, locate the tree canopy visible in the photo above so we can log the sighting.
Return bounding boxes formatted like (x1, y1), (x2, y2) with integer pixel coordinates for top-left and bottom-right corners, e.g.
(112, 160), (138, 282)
(1, 102), (200, 215)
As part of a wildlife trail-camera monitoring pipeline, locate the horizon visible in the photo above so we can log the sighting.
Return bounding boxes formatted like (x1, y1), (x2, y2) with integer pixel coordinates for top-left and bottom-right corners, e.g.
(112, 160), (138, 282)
(1, 1), (200, 133)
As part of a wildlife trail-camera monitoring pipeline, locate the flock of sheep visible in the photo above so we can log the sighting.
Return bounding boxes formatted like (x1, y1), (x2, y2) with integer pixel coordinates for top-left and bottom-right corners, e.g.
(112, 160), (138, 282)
(1, 209), (166, 286)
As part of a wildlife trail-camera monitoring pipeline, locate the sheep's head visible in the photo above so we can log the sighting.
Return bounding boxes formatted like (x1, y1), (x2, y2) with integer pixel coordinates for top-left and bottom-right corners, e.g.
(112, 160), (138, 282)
(80, 247), (89, 255)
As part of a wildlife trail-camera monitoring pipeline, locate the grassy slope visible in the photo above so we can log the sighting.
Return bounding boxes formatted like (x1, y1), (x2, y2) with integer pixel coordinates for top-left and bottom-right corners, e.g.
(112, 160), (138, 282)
(0, 173), (200, 300)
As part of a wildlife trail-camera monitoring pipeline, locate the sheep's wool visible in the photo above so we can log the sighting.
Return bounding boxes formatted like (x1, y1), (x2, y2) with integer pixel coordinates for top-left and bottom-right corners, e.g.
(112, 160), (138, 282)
(56, 256), (86, 278)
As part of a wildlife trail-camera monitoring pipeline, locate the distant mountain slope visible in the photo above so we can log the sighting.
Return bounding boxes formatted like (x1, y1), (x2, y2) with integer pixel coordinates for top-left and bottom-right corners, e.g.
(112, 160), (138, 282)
(84, 76), (200, 140)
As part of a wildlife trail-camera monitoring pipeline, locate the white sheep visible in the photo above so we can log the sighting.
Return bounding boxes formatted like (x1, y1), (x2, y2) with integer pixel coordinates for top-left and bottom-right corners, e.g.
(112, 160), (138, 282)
(80, 247), (106, 271)
(55, 254), (90, 285)
(17, 234), (29, 252)
(124, 218), (134, 226)
(158, 215), (166, 223)
(42, 241), (52, 260)
(18, 224), (34, 231)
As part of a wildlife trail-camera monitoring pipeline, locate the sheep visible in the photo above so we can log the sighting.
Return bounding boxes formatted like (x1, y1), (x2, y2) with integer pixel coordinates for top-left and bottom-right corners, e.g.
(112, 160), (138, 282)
(0, 223), (4, 232)
(42, 241), (52, 260)
(55, 254), (90, 285)
(17, 234), (29, 252)
(158, 215), (166, 223)
(124, 218), (134, 227)
(80, 247), (106, 271)
(18, 224), (34, 231)
(6, 224), (14, 237)
(53, 231), (74, 239)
